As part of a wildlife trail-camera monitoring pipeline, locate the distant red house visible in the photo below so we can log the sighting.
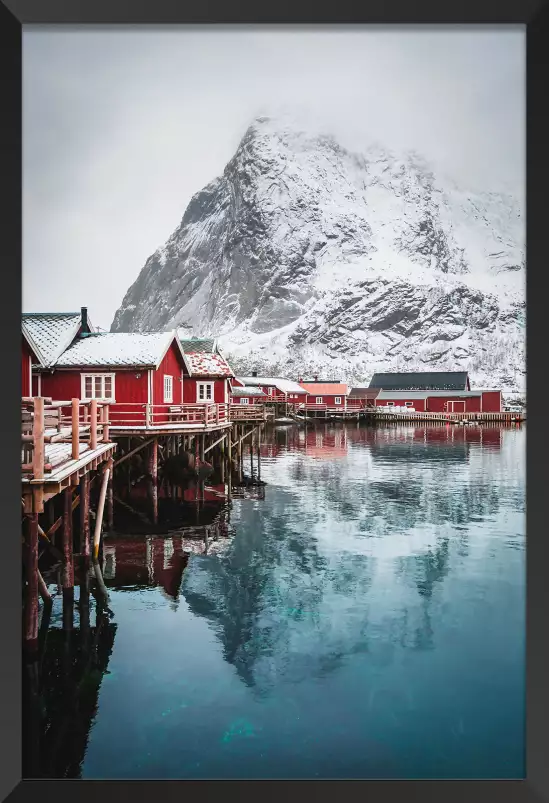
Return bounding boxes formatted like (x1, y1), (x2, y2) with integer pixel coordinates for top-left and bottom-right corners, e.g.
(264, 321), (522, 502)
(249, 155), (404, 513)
(368, 372), (502, 413)
(298, 380), (350, 408)
(230, 379), (268, 405)
(237, 375), (308, 404)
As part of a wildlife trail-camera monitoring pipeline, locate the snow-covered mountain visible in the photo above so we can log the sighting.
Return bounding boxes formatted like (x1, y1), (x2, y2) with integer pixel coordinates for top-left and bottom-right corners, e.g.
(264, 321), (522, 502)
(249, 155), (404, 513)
(111, 116), (525, 392)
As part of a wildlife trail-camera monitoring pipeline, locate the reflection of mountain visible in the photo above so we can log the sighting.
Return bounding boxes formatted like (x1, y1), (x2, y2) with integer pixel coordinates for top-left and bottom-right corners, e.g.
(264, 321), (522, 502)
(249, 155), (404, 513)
(182, 424), (523, 692)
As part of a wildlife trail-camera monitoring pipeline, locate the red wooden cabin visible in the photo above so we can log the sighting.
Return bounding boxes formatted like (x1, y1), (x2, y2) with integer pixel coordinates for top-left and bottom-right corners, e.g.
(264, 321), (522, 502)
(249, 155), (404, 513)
(230, 380), (268, 405)
(22, 308), (93, 396)
(298, 380), (350, 408)
(368, 371), (502, 413)
(178, 335), (234, 407)
(39, 330), (189, 428)
(237, 374), (308, 404)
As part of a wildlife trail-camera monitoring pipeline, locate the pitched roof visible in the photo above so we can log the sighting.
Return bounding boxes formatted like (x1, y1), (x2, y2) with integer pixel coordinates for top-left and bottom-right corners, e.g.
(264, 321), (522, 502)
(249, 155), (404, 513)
(369, 371), (469, 391)
(377, 390), (481, 400)
(185, 352), (234, 377)
(239, 376), (306, 394)
(55, 331), (178, 368)
(22, 312), (85, 367)
(299, 382), (349, 396)
(178, 334), (218, 353)
(349, 387), (381, 399)
(231, 386), (266, 397)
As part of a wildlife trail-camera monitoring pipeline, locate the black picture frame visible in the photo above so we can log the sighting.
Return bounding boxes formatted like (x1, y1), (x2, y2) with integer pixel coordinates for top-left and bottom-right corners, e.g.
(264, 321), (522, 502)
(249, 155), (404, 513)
(1, 2), (547, 802)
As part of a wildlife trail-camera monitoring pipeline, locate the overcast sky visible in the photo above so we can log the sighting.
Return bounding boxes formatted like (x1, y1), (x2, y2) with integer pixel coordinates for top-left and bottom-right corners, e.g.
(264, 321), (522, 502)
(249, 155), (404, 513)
(23, 26), (525, 330)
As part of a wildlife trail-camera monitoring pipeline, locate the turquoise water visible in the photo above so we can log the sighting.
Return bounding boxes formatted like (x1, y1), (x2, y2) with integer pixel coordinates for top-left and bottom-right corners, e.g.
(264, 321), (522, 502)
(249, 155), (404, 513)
(30, 424), (526, 779)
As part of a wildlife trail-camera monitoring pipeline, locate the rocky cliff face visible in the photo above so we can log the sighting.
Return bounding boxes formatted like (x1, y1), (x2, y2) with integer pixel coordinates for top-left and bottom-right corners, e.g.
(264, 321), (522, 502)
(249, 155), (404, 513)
(111, 116), (525, 392)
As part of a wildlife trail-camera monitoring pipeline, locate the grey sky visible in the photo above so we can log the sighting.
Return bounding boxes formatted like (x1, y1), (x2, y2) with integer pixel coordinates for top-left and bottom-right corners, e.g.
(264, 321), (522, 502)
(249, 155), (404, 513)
(23, 26), (525, 330)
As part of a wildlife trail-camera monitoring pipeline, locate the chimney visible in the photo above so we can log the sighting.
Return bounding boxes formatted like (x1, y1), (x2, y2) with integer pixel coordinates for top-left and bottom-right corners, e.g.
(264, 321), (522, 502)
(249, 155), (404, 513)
(81, 307), (88, 332)
(298, 377), (303, 383)
(314, 375), (319, 382)
(252, 370), (258, 377)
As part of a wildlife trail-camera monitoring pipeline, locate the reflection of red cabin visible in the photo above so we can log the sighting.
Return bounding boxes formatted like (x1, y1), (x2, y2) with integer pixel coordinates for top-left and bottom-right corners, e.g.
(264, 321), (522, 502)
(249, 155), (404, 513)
(102, 536), (190, 599)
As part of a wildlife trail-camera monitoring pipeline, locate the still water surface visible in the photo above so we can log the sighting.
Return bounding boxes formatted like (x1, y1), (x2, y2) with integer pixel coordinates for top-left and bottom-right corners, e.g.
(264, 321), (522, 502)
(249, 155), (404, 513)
(31, 424), (525, 779)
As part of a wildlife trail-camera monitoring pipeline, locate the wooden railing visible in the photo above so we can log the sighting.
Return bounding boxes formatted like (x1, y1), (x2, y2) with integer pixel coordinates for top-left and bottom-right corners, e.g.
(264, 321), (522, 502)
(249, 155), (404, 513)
(229, 404), (267, 421)
(22, 397), (111, 480)
(367, 409), (524, 422)
(108, 402), (230, 429)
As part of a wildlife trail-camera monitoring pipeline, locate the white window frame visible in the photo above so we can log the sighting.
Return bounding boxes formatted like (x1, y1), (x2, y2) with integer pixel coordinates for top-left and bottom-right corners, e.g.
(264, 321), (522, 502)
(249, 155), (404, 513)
(196, 381), (214, 403)
(316, 396), (323, 404)
(267, 387), (273, 396)
(334, 396), (342, 405)
(163, 374), (173, 403)
(81, 373), (116, 402)
(240, 397), (249, 405)
(386, 401), (395, 407)
(405, 401), (413, 407)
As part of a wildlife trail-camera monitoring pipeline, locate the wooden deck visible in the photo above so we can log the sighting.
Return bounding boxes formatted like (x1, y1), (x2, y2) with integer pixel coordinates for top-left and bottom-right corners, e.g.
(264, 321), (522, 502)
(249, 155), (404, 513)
(363, 409), (525, 423)
(22, 397), (116, 512)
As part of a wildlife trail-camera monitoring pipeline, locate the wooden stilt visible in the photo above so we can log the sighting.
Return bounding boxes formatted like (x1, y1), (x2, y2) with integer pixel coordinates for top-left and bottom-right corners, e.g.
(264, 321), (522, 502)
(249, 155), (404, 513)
(62, 487), (74, 589)
(80, 473), (90, 559)
(200, 433), (205, 462)
(93, 466), (110, 559)
(37, 569), (51, 603)
(107, 468), (114, 531)
(257, 426), (262, 480)
(23, 513), (39, 653)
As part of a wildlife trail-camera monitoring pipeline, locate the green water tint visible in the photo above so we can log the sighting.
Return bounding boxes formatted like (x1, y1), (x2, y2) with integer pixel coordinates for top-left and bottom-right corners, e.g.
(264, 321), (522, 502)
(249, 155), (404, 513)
(222, 718), (258, 743)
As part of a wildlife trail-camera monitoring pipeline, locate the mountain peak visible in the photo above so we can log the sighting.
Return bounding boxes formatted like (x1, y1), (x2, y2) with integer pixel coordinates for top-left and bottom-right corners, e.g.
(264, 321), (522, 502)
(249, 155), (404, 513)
(111, 118), (525, 392)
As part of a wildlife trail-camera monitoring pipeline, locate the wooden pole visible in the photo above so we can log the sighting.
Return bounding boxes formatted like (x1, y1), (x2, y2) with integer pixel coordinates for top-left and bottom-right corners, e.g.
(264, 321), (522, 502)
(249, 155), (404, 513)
(102, 403), (110, 442)
(257, 426), (261, 480)
(71, 398), (80, 460)
(107, 468), (114, 531)
(23, 513), (39, 653)
(200, 433), (205, 462)
(37, 570), (51, 603)
(90, 399), (98, 450)
(32, 397), (45, 480)
(80, 473), (90, 559)
(93, 466), (110, 559)
(62, 487), (74, 589)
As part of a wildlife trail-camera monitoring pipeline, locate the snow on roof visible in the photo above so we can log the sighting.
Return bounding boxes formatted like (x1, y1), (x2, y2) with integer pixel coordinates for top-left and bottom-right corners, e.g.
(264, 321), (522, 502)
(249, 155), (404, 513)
(239, 376), (306, 394)
(185, 352), (234, 377)
(231, 386), (266, 397)
(299, 382), (349, 396)
(55, 331), (176, 368)
(22, 312), (84, 367)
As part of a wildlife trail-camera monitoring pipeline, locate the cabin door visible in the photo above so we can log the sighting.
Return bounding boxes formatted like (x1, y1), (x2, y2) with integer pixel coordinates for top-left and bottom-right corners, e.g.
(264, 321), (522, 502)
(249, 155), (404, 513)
(448, 401), (466, 413)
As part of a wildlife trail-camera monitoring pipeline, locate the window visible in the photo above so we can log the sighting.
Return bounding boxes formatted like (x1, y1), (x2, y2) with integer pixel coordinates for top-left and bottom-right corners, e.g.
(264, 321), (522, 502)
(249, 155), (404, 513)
(81, 373), (115, 401)
(240, 397), (249, 405)
(163, 375), (173, 403)
(405, 402), (413, 407)
(386, 402), (395, 407)
(267, 387), (273, 396)
(316, 396), (323, 404)
(197, 382), (214, 402)
(335, 396), (342, 405)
